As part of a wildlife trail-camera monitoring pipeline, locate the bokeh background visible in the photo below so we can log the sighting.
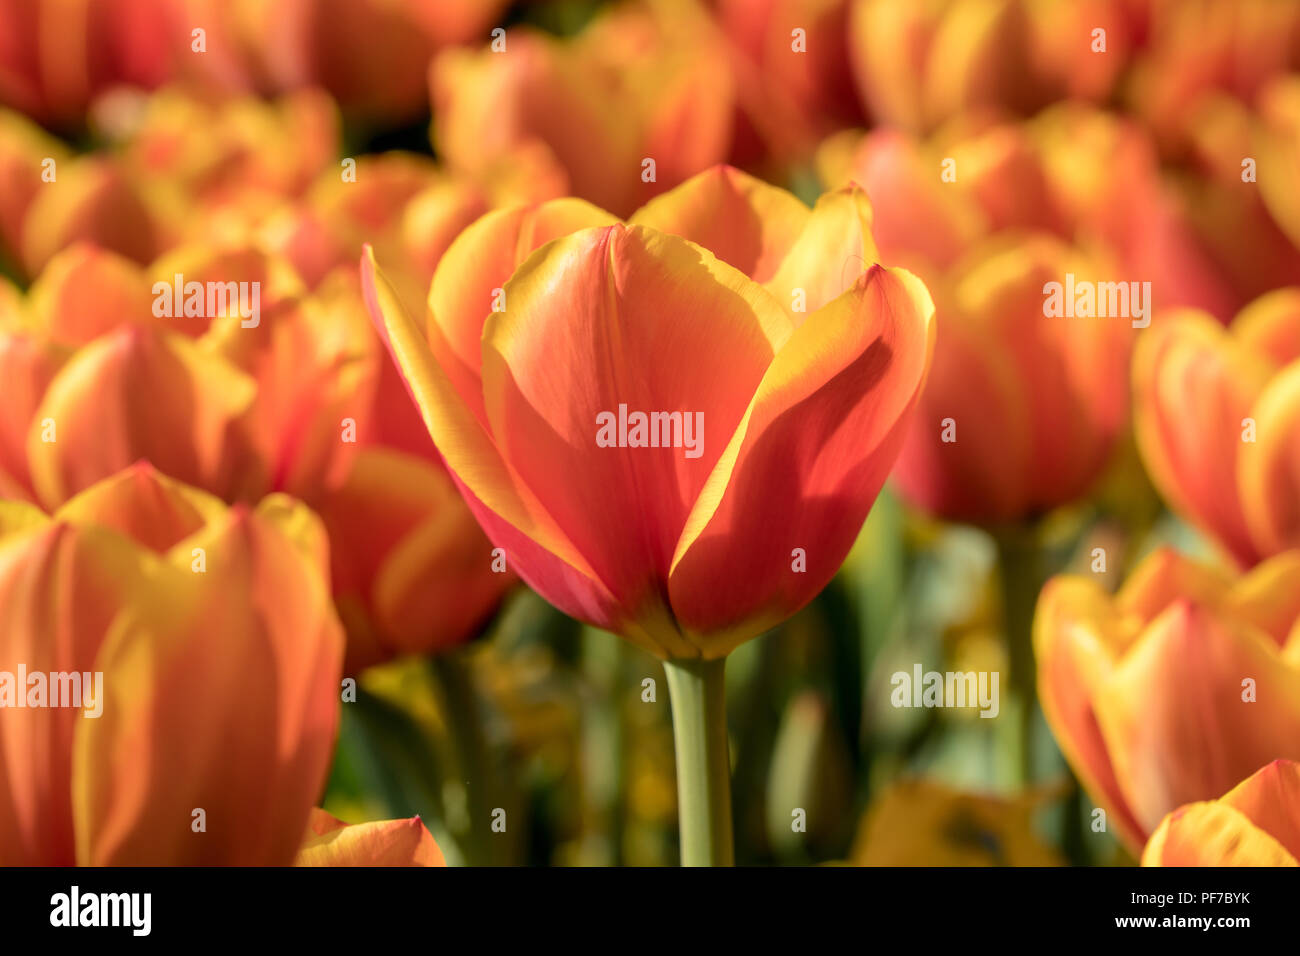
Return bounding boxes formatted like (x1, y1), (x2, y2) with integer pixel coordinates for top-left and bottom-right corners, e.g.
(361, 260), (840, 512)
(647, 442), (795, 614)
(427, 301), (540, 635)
(2, 0), (1300, 866)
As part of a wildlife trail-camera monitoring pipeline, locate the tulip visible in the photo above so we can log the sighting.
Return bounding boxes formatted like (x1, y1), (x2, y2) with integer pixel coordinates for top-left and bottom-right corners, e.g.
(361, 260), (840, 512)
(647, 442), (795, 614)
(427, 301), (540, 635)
(430, 0), (734, 217)
(316, 446), (515, 673)
(1035, 546), (1300, 853)
(0, 465), (369, 864)
(1142, 760), (1300, 866)
(363, 164), (935, 863)
(890, 235), (1135, 524)
(1134, 289), (1300, 567)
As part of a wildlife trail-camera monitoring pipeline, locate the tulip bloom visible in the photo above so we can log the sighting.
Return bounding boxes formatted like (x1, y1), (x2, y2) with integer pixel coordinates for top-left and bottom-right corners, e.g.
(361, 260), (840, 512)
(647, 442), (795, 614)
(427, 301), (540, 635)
(1035, 547), (1300, 853)
(889, 235), (1134, 523)
(1134, 290), (1300, 567)
(1142, 760), (1300, 867)
(0, 464), (439, 865)
(363, 165), (934, 660)
(365, 164), (933, 865)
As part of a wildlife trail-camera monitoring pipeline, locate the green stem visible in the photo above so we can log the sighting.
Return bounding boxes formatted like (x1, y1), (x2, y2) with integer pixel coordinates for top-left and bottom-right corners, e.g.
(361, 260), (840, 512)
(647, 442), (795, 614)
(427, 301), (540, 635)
(663, 657), (734, 866)
(996, 527), (1045, 787)
(429, 652), (496, 865)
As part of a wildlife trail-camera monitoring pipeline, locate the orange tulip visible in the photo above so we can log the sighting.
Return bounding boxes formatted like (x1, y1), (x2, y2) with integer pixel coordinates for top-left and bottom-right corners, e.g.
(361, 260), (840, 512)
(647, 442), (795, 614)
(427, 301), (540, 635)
(430, 0), (734, 218)
(363, 164), (934, 659)
(0, 464), (440, 865)
(1142, 760), (1300, 866)
(1035, 546), (1300, 853)
(317, 447), (515, 673)
(1134, 290), (1300, 567)
(889, 235), (1135, 523)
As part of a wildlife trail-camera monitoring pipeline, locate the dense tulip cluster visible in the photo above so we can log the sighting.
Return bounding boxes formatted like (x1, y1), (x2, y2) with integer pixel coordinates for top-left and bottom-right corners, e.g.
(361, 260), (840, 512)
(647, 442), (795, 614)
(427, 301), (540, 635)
(0, 0), (1298, 873)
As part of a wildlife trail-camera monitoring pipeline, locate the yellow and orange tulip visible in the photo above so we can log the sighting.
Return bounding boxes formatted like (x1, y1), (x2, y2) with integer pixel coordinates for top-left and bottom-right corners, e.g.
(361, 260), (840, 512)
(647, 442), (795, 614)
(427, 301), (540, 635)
(1035, 546), (1300, 853)
(363, 164), (935, 659)
(1134, 289), (1300, 566)
(889, 235), (1135, 523)
(1142, 759), (1300, 866)
(0, 464), (437, 864)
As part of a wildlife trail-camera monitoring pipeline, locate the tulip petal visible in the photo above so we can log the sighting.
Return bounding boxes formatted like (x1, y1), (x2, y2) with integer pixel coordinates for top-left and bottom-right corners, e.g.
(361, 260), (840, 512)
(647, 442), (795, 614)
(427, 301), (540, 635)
(0, 522), (165, 865)
(294, 808), (445, 866)
(1233, 287), (1300, 368)
(1238, 360), (1300, 558)
(480, 224), (792, 653)
(427, 198), (617, 421)
(1218, 759), (1300, 860)
(73, 502), (342, 865)
(1095, 602), (1300, 837)
(54, 461), (226, 554)
(667, 265), (933, 655)
(361, 247), (626, 641)
(1115, 546), (1231, 626)
(1226, 551), (1300, 648)
(1142, 802), (1298, 866)
(1134, 311), (1271, 566)
(0, 332), (66, 501)
(317, 447), (510, 668)
(762, 183), (880, 318)
(628, 164), (810, 284)
(26, 242), (153, 346)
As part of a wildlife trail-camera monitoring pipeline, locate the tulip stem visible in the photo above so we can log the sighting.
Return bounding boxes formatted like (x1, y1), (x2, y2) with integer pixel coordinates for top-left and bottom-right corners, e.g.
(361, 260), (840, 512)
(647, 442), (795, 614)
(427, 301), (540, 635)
(997, 527), (1044, 786)
(429, 652), (496, 866)
(663, 657), (734, 866)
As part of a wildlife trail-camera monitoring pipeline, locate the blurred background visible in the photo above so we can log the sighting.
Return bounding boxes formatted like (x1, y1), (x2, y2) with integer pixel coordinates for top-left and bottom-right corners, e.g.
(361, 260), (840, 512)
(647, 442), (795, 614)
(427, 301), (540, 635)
(3, 0), (1300, 866)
